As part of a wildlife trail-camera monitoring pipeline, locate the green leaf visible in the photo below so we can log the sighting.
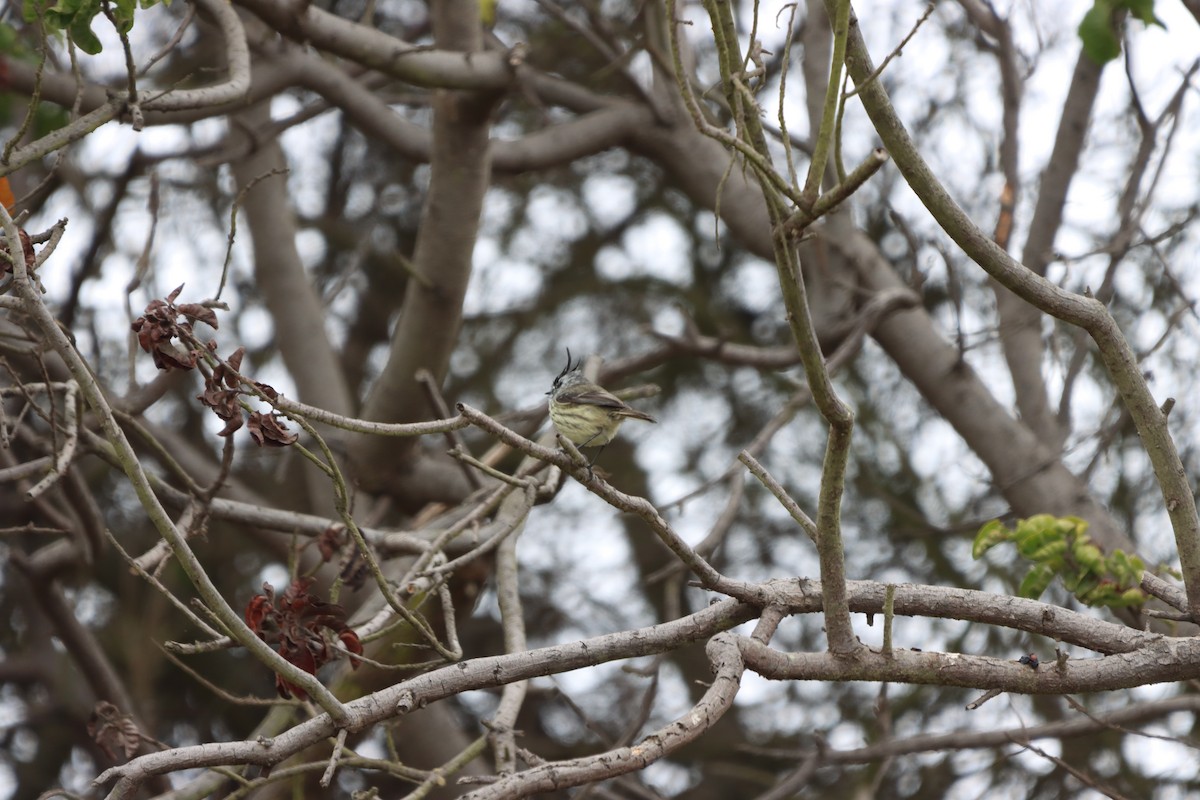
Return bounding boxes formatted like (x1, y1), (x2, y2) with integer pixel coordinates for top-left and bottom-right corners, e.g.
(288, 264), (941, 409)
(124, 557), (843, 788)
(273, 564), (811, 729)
(44, 0), (88, 27)
(1018, 564), (1056, 601)
(26, 0), (131, 51)
(1108, 550), (1145, 585)
(1124, 0), (1163, 26)
(1070, 539), (1104, 571)
(1024, 539), (1068, 566)
(1063, 572), (1100, 597)
(0, 21), (25, 57)
(1113, 587), (1149, 608)
(1078, 580), (1146, 608)
(1078, 0), (1165, 65)
(1020, 514), (1059, 534)
(972, 520), (1011, 559)
(1059, 516), (1089, 535)
(1014, 524), (1063, 559)
(113, 0), (135, 31)
(1075, 583), (1108, 605)
(1078, 1), (1122, 64)
(68, 14), (103, 54)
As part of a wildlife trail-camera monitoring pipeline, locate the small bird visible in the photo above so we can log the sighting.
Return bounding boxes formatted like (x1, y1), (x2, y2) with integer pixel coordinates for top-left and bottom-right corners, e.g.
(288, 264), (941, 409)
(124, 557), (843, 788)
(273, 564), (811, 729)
(546, 350), (656, 468)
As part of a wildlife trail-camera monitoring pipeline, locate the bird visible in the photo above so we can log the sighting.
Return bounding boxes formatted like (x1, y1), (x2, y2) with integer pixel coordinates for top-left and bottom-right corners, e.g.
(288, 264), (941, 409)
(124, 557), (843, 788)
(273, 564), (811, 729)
(546, 350), (656, 469)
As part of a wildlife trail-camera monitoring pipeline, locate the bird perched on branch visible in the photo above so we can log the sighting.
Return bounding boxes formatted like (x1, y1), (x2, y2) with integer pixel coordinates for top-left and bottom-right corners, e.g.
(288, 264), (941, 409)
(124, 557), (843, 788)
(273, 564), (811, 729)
(546, 350), (656, 469)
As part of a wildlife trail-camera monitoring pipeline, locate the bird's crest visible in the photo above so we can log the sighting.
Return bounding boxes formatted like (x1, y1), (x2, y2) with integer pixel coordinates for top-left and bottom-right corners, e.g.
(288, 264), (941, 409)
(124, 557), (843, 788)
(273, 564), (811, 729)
(555, 348), (579, 385)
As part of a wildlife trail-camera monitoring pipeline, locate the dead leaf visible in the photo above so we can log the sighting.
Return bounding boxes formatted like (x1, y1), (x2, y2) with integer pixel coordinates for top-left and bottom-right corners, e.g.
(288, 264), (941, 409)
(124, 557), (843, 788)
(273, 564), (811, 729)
(87, 701), (141, 762)
(247, 412), (298, 447)
(244, 578), (364, 699)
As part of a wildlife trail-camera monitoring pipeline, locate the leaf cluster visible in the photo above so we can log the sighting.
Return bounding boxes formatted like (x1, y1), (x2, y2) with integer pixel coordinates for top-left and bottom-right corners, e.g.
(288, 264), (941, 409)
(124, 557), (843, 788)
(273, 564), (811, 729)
(1077, 0), (1164, 64)
(974, 514), (1147, 608)
(132, 286), (299, 446)
(22, 0), (165, 55)
(244, 577), (364, 700)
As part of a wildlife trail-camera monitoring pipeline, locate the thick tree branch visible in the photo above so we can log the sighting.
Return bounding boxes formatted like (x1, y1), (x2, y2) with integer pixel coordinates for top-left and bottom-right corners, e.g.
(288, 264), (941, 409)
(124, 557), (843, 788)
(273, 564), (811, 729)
(95, 573), (1193, 796)
(740, 634), (1200, 693)
(233, 0), (512, 90)
(352, 0), (500, 505)
(229, 105), (354, 420)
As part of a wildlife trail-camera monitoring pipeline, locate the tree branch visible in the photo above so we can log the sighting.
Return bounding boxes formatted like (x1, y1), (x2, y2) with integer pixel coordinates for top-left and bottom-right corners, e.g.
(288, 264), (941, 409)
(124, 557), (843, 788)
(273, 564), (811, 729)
(831, 2), (1200, 614)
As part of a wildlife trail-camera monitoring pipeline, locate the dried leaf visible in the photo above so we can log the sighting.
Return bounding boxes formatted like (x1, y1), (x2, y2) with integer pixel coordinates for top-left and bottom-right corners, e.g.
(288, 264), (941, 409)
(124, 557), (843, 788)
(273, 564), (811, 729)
(87, 701), (141, 761)
(152, 344), (199, 372)
(244, 579), (362, 699)
(0, 228), (34, 274)
(198, 370), (244, 436)
(339, 628), (364, 669)
(225, 346), (245, 378)
(247, 412), (298, 447)
(317, 526), (344, 563)
(245, 593), (272, 632)
(130, 289), (221, 373)
(177, 302), (219, 330)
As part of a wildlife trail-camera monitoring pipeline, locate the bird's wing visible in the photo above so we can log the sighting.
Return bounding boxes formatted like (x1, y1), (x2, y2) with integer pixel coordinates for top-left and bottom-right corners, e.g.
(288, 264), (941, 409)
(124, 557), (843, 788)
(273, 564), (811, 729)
(556, 387), (630, 411)
(558, 387), (656, 422)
